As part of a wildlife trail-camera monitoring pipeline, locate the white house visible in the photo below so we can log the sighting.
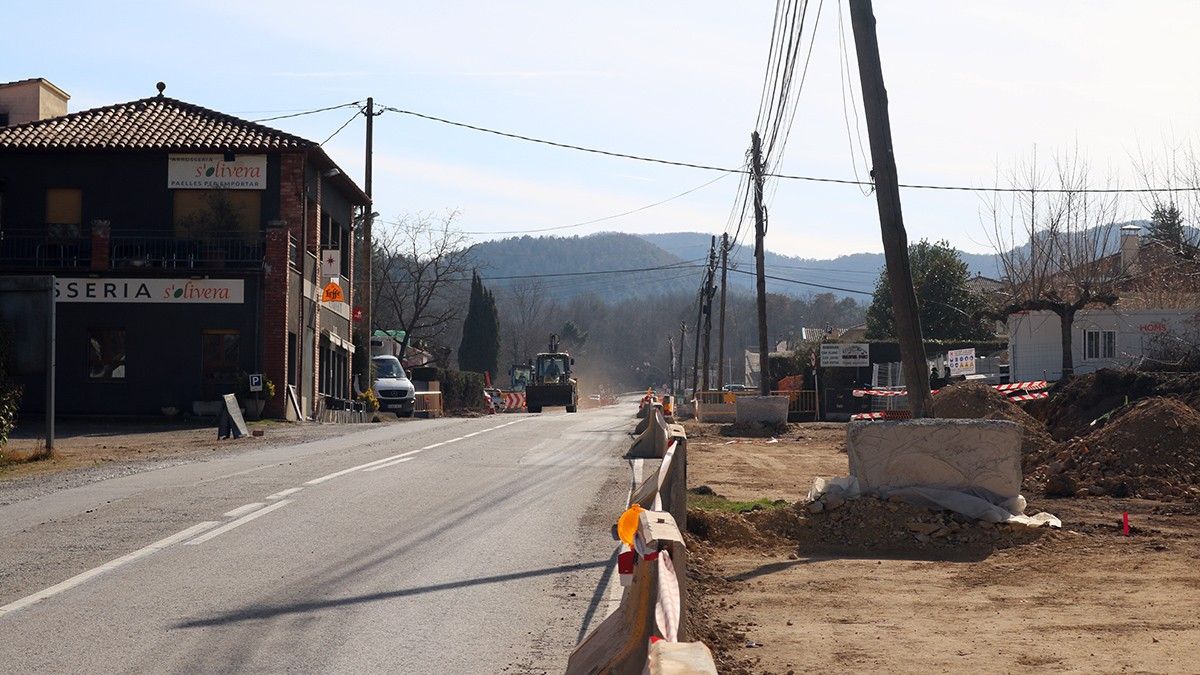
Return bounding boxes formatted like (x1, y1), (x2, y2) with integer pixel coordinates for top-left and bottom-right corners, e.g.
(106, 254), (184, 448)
(1008, 308), (1200, 381)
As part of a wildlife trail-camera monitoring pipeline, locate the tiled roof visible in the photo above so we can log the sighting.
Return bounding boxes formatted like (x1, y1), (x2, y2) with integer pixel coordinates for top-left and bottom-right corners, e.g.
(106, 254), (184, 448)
(0, 95), (314, 152)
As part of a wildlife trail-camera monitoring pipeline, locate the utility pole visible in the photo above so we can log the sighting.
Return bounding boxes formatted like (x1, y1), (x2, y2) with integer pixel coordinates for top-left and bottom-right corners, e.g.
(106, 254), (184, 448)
(690, 289), (702, 397)
(678, 322), (688, 396)
(849, 0), (932, 417)
(360, 97), (376, 389)
(750, 131), (771, 396)
(668, 336), (676, 397)
(716, 232), (729, 389)
(700, 236), (717, 392)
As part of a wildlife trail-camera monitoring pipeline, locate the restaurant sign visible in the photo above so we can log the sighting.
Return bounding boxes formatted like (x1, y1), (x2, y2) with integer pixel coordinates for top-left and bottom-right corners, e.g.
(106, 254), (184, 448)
(168, 154), (267, 190)
(55, 278), (244, 304)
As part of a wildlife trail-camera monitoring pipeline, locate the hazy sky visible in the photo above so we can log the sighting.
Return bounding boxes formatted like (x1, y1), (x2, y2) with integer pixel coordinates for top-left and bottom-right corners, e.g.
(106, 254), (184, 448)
(8, 1), (1200, 258)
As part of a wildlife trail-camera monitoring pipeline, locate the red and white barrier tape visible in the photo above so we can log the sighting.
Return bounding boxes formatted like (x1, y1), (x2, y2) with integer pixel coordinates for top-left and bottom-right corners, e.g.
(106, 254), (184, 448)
(853, 380), (1050, 398)
(654, 549), (680, 642)
(1007, 391), (1049, 401)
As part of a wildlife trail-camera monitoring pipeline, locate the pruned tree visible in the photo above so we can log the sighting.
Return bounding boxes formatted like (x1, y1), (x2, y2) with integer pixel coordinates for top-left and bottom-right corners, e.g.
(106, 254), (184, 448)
(986, 151), (1126, 377)
(373, 212), (474, 362)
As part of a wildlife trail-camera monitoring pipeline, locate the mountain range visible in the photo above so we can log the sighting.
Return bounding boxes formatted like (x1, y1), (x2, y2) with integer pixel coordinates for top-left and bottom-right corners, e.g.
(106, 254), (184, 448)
(465, 223), (1152, 302)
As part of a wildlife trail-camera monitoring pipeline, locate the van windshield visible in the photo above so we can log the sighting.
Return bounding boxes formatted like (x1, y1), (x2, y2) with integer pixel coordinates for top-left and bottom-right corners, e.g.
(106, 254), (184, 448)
(375, 359), (405, 379)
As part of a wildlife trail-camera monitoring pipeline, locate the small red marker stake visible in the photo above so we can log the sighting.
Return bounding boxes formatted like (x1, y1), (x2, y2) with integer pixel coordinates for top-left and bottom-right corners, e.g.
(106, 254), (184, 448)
(1123, 511), (1130, 536)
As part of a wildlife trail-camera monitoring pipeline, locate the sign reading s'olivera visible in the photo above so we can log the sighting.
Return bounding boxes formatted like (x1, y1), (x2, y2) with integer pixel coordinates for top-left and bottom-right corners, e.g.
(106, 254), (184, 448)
(168, 154), (266, 190)
(55, 278), (244, 304)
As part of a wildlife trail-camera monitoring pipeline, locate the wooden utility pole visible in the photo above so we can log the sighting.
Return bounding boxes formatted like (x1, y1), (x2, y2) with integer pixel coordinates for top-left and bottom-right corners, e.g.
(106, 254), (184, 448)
(848, 0), (932, 417)
(750, 131), (771, 396)
(668, 336), (676, 397)
(700, 236), (716, 392)
(716, 232), (729, 389)
(690, 289), (703, 396)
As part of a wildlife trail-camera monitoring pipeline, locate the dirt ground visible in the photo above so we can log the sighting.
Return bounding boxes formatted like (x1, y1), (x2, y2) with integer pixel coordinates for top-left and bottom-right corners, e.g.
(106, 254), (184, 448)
(684, 421), (1200, 674)
(0, 418), (384, 482)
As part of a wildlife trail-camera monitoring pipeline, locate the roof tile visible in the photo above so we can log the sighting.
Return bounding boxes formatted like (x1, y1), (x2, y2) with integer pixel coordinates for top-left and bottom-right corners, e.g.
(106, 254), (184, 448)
(0, 95), (314, 152)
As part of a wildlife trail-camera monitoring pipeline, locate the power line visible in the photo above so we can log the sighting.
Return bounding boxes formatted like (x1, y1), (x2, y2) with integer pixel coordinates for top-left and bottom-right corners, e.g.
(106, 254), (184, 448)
(729, 267), (873, 296)
(252, 101), (363, 123)
(377, 103), (1200, 194)
(321, 107), (365, 146)
(459, 171), (733, 235)
(376, 261), (707, 286)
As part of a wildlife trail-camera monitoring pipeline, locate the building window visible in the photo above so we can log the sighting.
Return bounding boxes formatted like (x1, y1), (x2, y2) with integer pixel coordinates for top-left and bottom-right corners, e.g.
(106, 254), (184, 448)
(202, 330), (241, 396)
(174, 190), (261, 237)
(1084, 329), (1116, 360)
(46, 188), (82, 237)
(87, 329), (126, 380)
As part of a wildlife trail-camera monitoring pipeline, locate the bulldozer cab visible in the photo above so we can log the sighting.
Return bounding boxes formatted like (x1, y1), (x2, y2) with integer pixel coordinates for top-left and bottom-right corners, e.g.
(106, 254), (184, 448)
(535, 353), (571, 385)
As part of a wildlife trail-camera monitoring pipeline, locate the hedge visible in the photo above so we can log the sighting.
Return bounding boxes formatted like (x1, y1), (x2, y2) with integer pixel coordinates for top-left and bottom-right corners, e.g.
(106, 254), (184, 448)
(410, 366), (486, 412)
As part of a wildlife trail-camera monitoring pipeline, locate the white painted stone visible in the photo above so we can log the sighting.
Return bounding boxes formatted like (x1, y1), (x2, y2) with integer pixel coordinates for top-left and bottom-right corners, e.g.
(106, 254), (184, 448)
(846, 419), (1023, 500)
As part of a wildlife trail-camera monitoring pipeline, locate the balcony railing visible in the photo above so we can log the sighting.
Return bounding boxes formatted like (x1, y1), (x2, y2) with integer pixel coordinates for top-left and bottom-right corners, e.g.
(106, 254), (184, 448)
(0, 230), (265, 272)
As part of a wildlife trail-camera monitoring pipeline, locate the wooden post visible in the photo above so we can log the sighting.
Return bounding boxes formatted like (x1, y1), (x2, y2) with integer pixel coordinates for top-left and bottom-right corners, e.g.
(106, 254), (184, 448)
(700, 236), (716, 392)
(750, 131), (771, 397)
(848, 0), (932, 417)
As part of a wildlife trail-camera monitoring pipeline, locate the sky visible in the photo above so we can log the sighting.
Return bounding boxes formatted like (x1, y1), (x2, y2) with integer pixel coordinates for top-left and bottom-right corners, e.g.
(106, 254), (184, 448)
(7, 1), (1200, 259)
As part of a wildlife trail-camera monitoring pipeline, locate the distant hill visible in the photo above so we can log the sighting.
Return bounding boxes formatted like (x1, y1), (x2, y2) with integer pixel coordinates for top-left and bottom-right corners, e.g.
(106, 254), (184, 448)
(464, 223), (1154, 303)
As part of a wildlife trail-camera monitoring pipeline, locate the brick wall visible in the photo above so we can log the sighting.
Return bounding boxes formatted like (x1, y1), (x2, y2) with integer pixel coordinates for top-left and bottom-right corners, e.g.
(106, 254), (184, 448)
(262, 152), (305, 419)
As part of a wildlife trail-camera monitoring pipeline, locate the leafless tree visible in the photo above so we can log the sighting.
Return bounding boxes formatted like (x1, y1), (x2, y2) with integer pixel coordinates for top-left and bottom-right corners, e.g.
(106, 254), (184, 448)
(499, 278), (555, 368)
(372, 212), (474, 362)
(1132, 141), (1200, 256)
(986, 150), (1127, 377)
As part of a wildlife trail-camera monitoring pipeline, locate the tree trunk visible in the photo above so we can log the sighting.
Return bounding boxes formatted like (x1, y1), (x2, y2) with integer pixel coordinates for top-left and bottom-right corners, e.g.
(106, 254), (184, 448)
(398, 335), (410, 364)
(1058, 307), (1075, 378)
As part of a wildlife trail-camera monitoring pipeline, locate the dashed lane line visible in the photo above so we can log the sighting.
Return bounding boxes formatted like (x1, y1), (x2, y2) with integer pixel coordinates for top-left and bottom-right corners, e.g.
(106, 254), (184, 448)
(266, 487), (303, 500)
(363, 457), (415, 472)
(0, 521), (221, 619)
(185, 500), (293, 546)
(223, 502), (267, 518)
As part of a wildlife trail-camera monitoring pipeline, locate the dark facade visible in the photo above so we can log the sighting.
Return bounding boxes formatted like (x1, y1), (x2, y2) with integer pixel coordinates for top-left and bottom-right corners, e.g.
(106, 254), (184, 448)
(0, 90), (368, 418)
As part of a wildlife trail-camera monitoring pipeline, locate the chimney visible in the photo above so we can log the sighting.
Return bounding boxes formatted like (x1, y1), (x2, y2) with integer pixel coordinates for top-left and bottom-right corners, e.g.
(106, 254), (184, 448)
(0, 78), (70, 127)
(1120, 223), (1141, 274)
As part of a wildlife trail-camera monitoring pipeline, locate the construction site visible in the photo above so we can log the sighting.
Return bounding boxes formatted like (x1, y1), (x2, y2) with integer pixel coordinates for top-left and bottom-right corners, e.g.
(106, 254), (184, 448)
(679, 373), (1200, 673)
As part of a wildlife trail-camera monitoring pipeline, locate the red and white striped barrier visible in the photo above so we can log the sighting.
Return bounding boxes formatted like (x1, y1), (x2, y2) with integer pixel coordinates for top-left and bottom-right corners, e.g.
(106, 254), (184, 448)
(853, 380), (1050, 398)
(501, 391), (526, 411)
(1007, 391), (1049, 401)
(850, 411), (886, 420)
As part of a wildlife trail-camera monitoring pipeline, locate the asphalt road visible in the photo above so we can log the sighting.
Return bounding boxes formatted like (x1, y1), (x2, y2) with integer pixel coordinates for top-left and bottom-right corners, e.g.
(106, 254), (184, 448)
(0, 405), (634, 674)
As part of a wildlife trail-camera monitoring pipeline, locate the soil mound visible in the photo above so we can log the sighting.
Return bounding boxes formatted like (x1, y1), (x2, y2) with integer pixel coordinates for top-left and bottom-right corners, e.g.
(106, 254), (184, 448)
(1032, 396), (1200, 501)
(688, 497), (1046, 560)
(1044, 369), (1200, 441)
(932, 382), (1057, 469)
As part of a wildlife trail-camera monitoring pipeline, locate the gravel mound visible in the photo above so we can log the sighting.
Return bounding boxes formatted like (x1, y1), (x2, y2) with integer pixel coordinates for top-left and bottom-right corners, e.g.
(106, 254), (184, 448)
(932, 382), (1057, 470)
(1032, 396), (1200, 501)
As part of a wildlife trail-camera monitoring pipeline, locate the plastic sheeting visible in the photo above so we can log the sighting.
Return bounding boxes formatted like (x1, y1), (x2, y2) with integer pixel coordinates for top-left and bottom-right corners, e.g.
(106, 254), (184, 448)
(808, 476), (1061, 528)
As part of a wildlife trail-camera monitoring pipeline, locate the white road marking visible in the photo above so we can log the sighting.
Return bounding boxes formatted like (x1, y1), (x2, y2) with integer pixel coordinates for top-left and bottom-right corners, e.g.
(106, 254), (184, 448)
(223, 502), (267, 518)
(266, 487), (303, 500)
(422, 442), (446, 450)
(362, 456), (415, 472)
(0, 521), (220, 619)
(185, 500), (293, 546)
(304, 454), (412, 485)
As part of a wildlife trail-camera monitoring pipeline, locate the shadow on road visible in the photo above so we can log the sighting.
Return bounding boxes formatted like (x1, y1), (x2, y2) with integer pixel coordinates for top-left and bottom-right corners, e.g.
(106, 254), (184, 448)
(173, 559), (611, 629)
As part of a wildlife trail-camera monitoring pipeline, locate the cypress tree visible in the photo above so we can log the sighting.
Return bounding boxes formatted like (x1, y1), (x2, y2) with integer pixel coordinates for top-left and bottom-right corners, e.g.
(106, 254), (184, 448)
(458, 272), (500, 377)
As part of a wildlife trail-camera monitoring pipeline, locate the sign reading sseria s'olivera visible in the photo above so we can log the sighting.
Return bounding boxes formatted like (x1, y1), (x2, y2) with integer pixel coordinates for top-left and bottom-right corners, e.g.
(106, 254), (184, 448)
(55, 278), (244, 304)
(168, 154), (267, 190)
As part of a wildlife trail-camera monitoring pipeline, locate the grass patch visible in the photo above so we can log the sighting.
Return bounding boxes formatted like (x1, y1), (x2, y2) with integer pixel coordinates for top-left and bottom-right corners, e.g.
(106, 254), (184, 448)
(0, 445), (55, 469)
(688, 488), (789, 514)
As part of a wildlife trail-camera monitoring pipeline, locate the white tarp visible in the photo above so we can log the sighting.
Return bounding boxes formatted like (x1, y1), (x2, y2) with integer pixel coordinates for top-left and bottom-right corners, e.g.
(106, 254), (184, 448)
(808, 476), (1060, 527)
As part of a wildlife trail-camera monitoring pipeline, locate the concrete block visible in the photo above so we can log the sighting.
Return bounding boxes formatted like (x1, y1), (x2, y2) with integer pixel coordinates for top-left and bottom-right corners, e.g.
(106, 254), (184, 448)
(695, 400), (736, 423)
(647, 641), (718, 675)
(735, 395), (789, 425)
(846, 419), (1022, 500)
(629, 408), (670, 458)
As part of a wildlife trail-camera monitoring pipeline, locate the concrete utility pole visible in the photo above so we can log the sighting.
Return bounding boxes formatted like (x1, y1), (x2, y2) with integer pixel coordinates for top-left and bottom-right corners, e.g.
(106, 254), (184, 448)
(361, 97), (376, 386)
(750, 131), (771, 396)
(716, 232), (729, 389)
(700, 236), (717, 392)
(848, 0), (932, 417)
(678, 321), (688, 396)
(668, 336), (676, 397)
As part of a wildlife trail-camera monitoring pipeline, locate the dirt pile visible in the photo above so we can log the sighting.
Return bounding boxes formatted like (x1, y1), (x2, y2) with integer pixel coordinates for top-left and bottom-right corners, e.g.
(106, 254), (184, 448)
(932, 382), (1057, 469)
(1044, 369), (1200, 441)
(688, 496), (1046, 559)
(1031, 396), (1200, 501)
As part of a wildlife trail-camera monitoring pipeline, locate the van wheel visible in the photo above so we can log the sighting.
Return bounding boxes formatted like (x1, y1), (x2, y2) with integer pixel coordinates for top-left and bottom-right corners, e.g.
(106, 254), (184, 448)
(566, 405), (577, 413)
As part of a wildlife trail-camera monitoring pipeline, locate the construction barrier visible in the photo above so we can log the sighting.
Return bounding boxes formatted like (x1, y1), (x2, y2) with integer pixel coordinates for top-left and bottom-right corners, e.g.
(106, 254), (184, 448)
(852, 380), (1050, 398)
(413, 391), (443, 418)
(500, 391), (526, 412)
(771, 389), (818, 422)
(567, 398), (714, 675)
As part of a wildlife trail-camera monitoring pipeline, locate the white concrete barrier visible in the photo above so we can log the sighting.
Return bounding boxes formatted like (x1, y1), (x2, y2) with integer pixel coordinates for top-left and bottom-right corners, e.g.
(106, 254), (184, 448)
(735, 395), (789, 425)
(847, 419), (1022, 500)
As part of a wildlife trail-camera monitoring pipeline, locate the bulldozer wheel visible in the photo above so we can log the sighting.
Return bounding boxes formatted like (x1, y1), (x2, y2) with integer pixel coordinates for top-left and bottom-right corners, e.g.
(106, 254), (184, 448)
(566, 405), (577, 413)
(528, 406), (542, 413)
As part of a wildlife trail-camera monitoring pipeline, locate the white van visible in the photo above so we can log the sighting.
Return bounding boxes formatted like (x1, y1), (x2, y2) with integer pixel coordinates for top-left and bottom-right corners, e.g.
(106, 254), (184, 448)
(372, 355), (415, 417)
